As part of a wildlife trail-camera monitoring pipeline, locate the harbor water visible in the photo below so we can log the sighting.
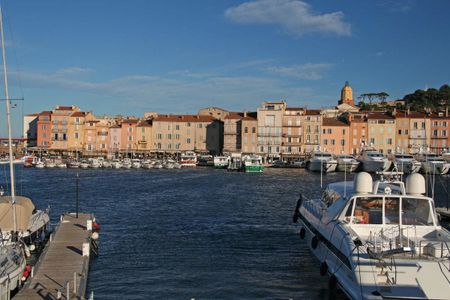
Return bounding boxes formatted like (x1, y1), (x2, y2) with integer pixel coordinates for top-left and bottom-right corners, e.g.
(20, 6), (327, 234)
(8, 167), (450, 299)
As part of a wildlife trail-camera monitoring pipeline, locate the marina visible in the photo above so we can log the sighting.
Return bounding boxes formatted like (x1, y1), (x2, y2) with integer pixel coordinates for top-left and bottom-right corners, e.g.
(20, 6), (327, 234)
(15, 213), (98, 300)
(7, 166), (449, 299)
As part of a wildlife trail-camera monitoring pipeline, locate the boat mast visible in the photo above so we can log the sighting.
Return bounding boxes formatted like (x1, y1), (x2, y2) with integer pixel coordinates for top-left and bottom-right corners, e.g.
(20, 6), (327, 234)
(0, 6), (17, 233)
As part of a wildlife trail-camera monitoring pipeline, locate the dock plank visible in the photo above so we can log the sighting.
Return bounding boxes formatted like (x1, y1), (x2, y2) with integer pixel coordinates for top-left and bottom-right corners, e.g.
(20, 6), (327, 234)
(15, 213), (94, 300)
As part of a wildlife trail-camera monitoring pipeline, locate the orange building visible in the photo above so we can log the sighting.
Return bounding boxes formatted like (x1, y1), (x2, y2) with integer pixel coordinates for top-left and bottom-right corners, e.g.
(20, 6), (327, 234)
(321, 118), (350, 155)
(36, 111), (52, 149)
(344, 112), (368, 155)
(430, 111), (449, 153)
(302, 109), (322, 153)
(120, 118), (139, 152)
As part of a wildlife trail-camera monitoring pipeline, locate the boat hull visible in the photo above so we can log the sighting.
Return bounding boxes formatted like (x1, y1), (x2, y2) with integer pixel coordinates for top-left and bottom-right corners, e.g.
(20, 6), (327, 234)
(307, 160), (337, 173)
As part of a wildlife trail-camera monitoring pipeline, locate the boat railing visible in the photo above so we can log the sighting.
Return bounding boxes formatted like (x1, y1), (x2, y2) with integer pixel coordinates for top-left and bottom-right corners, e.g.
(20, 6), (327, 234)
(367, 225), (417, 256)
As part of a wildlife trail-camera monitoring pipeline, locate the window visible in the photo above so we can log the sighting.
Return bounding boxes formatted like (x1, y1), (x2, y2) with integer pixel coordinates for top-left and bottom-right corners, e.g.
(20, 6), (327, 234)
(141, 127), (145, 133)
(63, 133), (67, 141)
(387, 138), (393, 145)
(421, 122), (425, 129)
(433, 130), (438, 136)
(157, 134), (162, 139)
(176, 125), (180, 130)
(42, 125), (46, 130)
(128, 127), (133, 132)
(186, 138), (191, 144)
(252, 127), (256, 133)
(398, 130), (402, 135)
(265, 115), (275, 126)
(341, 139), (345, 146)
(331, 139), (335, 145)
(244, 127), (248, 133)
(128, 136), (133, 141)
(187, 122), (191, 127)
(323, 139), (328, 145)
(370, 138), (375, 145)
(74, 132), (79, 139)
(141, 136), (145, 141)
(327, 129), (332, 134)
(402, 198), (433, 225)
(443, 130), (447, 137)
(175, 134), (180, 140)
(352, 198), (383, 224)
(413, 122), (418, 129)
(198, 124), (202, 129)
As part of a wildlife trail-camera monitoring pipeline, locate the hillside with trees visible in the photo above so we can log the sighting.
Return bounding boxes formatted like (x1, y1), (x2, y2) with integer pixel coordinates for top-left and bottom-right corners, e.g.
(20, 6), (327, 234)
(403, 84), (450, 111)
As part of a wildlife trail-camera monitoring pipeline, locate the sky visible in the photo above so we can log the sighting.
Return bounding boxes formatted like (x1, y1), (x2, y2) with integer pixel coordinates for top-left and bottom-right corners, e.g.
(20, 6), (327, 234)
(0, 0), (449, 135)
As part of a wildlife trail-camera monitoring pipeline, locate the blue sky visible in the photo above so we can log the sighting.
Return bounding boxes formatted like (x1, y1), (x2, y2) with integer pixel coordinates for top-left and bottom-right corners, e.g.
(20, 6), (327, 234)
(0, 0), (449, 134)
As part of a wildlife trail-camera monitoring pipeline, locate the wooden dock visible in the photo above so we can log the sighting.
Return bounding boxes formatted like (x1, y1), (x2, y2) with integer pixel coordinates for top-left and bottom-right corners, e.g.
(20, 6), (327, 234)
(15, 213), (97, 300)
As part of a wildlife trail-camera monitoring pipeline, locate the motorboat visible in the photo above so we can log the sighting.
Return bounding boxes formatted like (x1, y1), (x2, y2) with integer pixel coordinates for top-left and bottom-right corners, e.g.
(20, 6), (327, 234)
(44, 160), (55, 168)
(442, 151), (450, 163)
(293, 172), (450, 300)
(35, 160), (45, 169)
(122, 158), (132, 169)
(390, 153), (421, 174)
(336, 155), (359, 172)
(79, 160), (90, 169)
(111, 159), (122, 169)
(131, 158), (141, 169)
(89, 158), (101, 168)
(213, 156), (229, 169)
(141, 160), (153, 169)
(272, 160), (287, 168)
(306, 151), (337, 173)
(241, 154), (263, 173)
(180, 151), (197, 167)
(416, 153), (449, 175)
(66, 160), (80, 168)
(153, 161), (163, 169)
(357, 148), (391, 173)
(197, 155), (213, 167)
(101, 160), (112, 168)
(0, 244), (26, 299)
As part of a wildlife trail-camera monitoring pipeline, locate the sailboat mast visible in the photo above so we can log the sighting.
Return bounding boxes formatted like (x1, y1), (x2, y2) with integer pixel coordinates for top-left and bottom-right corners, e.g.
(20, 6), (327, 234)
(0, 6), (17, 233)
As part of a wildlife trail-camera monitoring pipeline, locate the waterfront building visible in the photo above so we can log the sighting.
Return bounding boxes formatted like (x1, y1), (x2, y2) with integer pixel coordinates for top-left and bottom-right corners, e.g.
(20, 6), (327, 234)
(50, 106), (80, 151)
(430, 110), (449, 153)
(83, 113), (100, 155)
(120, 118), (139, 153)
(241, 112), (258, 154)
(136, 119), (153, 153)
(23, 113), (38, 148)
(257, 101), (286, 161)
(321, 118), (350, 155)
(282, 107), (304, 158)
(94, 118), (110, 155)
(393, 109), (410, 154)
(367, 111), (396, 154)
(302, 109), (322, 153)
(109, 125), (121, 157)
(223, 112), (244, 153)
(343, 112), (367, 155)
(67, 111), (91, 155)
(408, 111), (430, 153)
(152, 114), (223, 154)
(36, 111), (52, 149)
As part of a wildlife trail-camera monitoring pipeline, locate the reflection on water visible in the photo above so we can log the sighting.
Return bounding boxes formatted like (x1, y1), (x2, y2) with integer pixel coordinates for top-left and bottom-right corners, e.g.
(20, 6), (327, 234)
(9, 167), (450, 299)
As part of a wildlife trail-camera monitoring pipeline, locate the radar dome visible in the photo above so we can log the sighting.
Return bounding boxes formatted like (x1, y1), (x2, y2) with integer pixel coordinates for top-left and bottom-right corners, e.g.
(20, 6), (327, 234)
(405, 173), (426, 195)
(354, 172), (372, 194)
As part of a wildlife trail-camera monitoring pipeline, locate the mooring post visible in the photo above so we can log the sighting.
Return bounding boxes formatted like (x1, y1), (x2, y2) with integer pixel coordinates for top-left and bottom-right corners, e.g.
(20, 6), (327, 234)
(66, 281), (70, 300)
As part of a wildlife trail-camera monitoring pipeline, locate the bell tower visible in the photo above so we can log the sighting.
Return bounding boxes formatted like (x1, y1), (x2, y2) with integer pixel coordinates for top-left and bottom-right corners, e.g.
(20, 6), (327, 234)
(339, 81), (355, 106)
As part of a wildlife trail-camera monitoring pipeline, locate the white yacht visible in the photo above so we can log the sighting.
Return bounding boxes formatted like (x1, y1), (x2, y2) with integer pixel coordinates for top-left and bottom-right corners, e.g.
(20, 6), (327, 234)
(131, 158), (141, 169)
(293, 172), (450, 300)
(180, 151), (197, 167)
(357, 148), (391, 173)
(416, 153), (449, 175)
(336, 155), (360, 172)
(0, 244), (26, 298)
(111, 159), (122, 169)
(79, 160), (90, 169)
(89, 158), (101, 168)
(213, 156), (229, 169)
(306, 152), (337, 173)
(390, 153), (421, 174)
(122, 158), (132, 169)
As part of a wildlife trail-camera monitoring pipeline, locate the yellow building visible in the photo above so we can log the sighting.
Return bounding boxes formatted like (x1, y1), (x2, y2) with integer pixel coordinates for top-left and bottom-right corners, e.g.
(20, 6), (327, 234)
(367, 112), (396, 154)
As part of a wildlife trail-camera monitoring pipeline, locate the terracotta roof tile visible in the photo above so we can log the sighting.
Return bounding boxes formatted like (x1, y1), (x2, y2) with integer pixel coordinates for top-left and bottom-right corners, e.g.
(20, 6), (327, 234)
(153, 114), (217, 122)
(322, 118), (348, 126)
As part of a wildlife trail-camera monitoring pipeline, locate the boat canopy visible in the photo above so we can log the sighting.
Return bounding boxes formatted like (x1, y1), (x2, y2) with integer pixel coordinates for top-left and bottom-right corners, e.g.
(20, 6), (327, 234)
(0, 196), (35, 232)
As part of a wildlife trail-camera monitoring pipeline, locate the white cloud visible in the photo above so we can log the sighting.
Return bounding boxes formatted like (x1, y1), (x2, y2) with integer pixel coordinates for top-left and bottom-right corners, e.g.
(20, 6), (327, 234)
(12, 67), (326, 114)
(265, 63), (334, 80)
(225, 0), (351, 37)
(55, 67), (94, 75)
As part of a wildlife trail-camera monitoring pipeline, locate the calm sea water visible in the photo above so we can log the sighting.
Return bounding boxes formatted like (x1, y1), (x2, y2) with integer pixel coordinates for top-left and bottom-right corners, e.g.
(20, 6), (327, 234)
(6, 167), (450, 299)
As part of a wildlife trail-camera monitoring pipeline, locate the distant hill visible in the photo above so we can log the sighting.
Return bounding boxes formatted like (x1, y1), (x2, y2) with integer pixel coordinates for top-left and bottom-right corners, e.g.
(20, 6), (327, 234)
(403, 84), (450, 111)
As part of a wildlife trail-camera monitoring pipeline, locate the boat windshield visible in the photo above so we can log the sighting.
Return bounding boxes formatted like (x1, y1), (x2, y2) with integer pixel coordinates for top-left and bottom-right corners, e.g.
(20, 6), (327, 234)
(368, 153), (383, 158)
(345, 196), (434, 226)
